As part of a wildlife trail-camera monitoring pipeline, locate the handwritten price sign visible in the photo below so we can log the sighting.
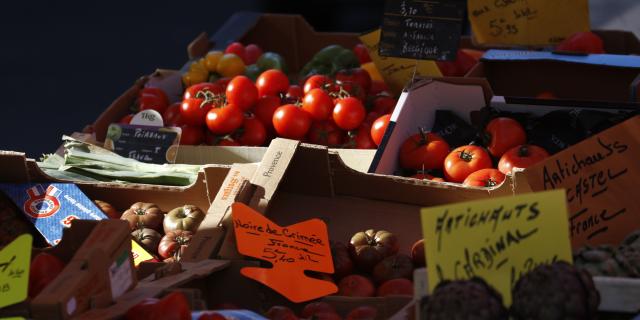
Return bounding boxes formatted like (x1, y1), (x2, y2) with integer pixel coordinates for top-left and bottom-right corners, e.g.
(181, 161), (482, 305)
(232, 203), (337, 302)
(421, 190), (572, 305)
(0, 234), (32, 309)
(468, 0), (590, 46)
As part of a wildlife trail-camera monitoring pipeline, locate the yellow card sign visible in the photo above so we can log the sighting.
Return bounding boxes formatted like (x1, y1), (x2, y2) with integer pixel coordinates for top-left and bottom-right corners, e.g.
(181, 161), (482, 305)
(359, 29), (441, 95)
(468, 0), (590, 46)
(0, 234), (32, 309)
(131, 240), (154, 267)
(421, 190), (572, 305)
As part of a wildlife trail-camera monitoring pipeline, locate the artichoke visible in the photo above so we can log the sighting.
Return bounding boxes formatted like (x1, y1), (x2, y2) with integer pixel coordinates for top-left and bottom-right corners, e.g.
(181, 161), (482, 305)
(618, 245), (640, 276)
(621, 231), (640, 251)
(511, 261), (600, 320)
(425, 277), (507, 320)
(573, 245), (638, 277)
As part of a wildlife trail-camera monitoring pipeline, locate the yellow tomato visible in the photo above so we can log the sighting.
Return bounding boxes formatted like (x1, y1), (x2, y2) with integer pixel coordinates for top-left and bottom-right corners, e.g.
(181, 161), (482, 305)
(204, 51), (223, 72)
(216, 53), (245, 78)
(182, 70), (208, 87)
(361, 62), (383, 82)
(189, 60), (208, 75)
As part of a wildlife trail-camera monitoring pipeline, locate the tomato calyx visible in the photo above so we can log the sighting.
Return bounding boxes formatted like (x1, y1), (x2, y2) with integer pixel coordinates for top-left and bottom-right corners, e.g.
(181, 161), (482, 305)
(416, 127), (430, 146)
(458, 149), (474, 162)
(195, 90), (225, 109)
(134, 208), (146, 216)
(517, 145), (531, 157)
(484, 178), (499, 187)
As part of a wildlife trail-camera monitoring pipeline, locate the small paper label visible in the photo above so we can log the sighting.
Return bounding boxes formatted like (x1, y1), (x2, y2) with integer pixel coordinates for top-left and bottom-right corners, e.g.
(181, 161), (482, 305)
(0, 234), (32, 309)
(66, 297), (77, 316)
(108, 250), (133, 300)
(130, 110), (164, 127)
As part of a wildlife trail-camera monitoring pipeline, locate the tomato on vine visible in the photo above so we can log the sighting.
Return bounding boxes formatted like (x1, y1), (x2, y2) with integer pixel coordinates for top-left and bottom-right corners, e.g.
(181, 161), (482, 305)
(272, 104), (312, 140)
(205, 104), (244, 135)
(226, 75), (258, 111)
(302, 88), (334, 121)
(333, 97), (365, 130)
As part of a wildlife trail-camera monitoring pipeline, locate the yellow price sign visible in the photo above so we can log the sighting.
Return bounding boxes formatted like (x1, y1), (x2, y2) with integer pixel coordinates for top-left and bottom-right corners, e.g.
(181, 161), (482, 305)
(131, 240), (154, 267)
(359, 29), (441, 95)
(0, 234), (32, 309)
(468, 0), (590, 46)
(421, 190), (572, 305)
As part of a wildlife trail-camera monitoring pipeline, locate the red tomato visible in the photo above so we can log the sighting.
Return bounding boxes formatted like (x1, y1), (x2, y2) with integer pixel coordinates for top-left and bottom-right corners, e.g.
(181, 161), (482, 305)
(556, 31), (605, 54)
(353, 43), (372, 64)
(399, 131), (450, 170)
(226, 76), (258, 110)
(370, 80), (389, 96)
(411, 239), (426, 267)
(363, 111), (382, 126)
(29, 252), (65, 298)
(216, 138), (241, 146)
(303, 75), (332, 94)
(119, 114), (134, 124)
(498, 144), (549, 174)
(286, 85), (304, 101)
(205, 105), (244, 135)
(345, 125), (377, 149)
(301, 302), (336, 318)
(436, 49), (479, 77)
(214, 77), (232, 90)
(141, 87), (169, 104)
(272, 104), (312, 140)
(163, 102), (182, 125)
(307, 121), (345, 147)
(336, 68), (372, 95)
(139, 93), (168, 114)
(266, 306), (299, 320)
(377, 278), (414, 296)
(244, 44), (263, 65)
(257, 69), (290, 98)
(235, 116), (267, 146)
(411, 173), (434, 180)
(148, 291), (191, 320)
(332, 81), (366, 102)
(485, 117), (527, 158)
(463, 168), (506, 187)
(125, 298), (159, 320)
(338, 274), (375, 297)
(254, 96), (281, 132)
(372, 96), (396, 115)
(444, 145), (493, 183)
(370, 114), (391, 146)
(302, 88), (334, 121)
(179, 125), (205, 145)
(180, 98), (213, 126)
(333, 97), (365, 130)
(346, 306), (378, 320)
(184, 82), (224, 100)
(224, 42), (247, 63)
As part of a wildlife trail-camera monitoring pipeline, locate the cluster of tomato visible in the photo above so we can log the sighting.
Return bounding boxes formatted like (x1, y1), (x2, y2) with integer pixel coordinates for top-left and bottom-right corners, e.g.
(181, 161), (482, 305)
(401, 117), (550, 187)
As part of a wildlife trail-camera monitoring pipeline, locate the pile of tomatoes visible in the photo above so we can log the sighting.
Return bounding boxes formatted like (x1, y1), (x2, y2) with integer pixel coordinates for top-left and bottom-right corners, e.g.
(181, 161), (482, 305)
(401, 117), (550, 187)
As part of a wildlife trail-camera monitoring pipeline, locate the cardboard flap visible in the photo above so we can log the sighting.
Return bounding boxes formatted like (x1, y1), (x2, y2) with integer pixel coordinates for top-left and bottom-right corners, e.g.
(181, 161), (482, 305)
(482, 49), (640, 68)
(187, 31), (210, 60)
(0, 151), (30, 183)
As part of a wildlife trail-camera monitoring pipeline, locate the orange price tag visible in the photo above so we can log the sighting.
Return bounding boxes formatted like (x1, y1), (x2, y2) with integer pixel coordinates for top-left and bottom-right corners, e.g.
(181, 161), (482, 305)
(231, 203), (337, 302)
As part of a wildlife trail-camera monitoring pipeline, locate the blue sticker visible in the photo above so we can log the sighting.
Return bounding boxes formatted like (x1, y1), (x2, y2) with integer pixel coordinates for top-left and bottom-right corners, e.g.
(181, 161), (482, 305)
(191, 310), (267, 320)
(0, 183), (107, 245)
(482, 49), (640, 69)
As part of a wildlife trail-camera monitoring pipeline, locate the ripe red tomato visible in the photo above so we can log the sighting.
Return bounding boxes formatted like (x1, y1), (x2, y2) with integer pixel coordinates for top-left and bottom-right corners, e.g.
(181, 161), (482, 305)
(29, 252), (65, 298)
(244, 44), (263, 65)
(205, 105), (244, 135)
(370, 114), (391, 146)
(336, 68), (372, 95)
(141, 87), (169, 103)
(125, 298), (160, 320)
(485, 117), (527, 158)
(444, 145), (493, 183)
(235, 115), (267, 146)
(370, 80), (389, 96)
(436, 49), (480, 77)
(556, 31), (605, 54)
(302, 88), (334, 121)
(377, 278), (414, 297)
(179, 125), (205, 145)
(338, 274), (375, 297)
(180, 96), (217, 126)
(346, 306), (378, 320)
(353, 43), (372, 64)
(273, 104), (312, 139)
(307, 121), (345, 147)
(301, 302), (336, 318)
(266, 306), (299, 320)
(217, 138), (241, 146)
(119, 114), (134, 124)
(139, 93), (168, 114)
(345, 125), (377, 149)
(498, 144), (549, 174)
(214, 77), (232, 90)
(399, 131), (450, 170)
(163, 102), (182, 125)
(254, 96), (281, 132)
(224, 42), (247, 63)
(411, 239), (425, 267)
(183, 82), (224, 100)
(463, 168), (506, 187)
(226, 76), (258, 111)
(257, 69), (290, 98)
(411, 173), (434, 180)
(286, 85), (304, 102)
(372, 96), (396, 115)
(333, 97), (365, 130)
(303, 75), (332, 94)
(148, 291), (191, 320)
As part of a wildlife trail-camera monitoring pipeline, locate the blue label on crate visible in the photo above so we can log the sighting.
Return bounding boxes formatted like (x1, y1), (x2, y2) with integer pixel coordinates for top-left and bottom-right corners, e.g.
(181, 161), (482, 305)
(0, 183), (107, 245)
(191, 310), (267, 320)
(482, 49), (640, 68)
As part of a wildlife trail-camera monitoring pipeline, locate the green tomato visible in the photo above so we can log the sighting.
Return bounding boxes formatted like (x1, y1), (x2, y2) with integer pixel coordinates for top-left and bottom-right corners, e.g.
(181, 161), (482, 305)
(313, 45), (346, 63)
(244, 64), (261, 82)
(256, 52), (287, 73)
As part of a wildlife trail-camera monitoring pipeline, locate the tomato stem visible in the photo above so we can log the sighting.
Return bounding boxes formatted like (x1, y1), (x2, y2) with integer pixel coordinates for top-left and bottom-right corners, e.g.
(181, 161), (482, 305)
(458, 150), (474, 162)
(485, 178), (498, 187)
(517, 145), (530, 157)
(418, 127), (428, 145)
(134, 208), (146, 216)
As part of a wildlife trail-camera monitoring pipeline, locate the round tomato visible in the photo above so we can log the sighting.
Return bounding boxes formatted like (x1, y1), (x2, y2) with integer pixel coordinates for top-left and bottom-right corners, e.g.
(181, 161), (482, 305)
(163, 102), (182, 125)
(179, 125), (205, 145)
(217, 53), (245, 78)
(254, 96), (281, 132)
(286, 85), (303, 101)
(363, 111), (382, 126)
(370, 114), (391, 146)
(217, 138), (241, 146)
(235, 115), (267, 146)
(119, 114), (134, 124)
(463, 168), (506, 187)
(181, 97), (214, 126)
(29, 252), (65, 298)
(226, 76), (258, 111)
(303, 75), (332, 94)
(370, 80), (389, 96)
(302, 88), (334, 121)
(307, 121), (345, 147)
(336, 68), (372, 95)
(140, 87), (169, 103)
(333, 97), (365, 130)
(244, 44), (263, 65)
(214, 77), (232, 90)
(345, 125), (377, 149)
(372, 96), (396, 115)
(556, 31), (605, 54)
(224, 42), (247, 64)
(183, 82), (224, 100)
(257, 69), (289, 97)
(411, 172), (434, 180)
(301, 302), (336, 318)
(353, 43), (372, 64)
(399, 131), (449, 170)
(204, 51), (223, 72)
(272, 104), (312, 140)
(205, 105), (244, 135)
(148, 291), (191, 320)
(484, 117), (527, 158)
(498, 144), (549, 174)
(139, 93), (168, 114)
(444, 145), (493, 183)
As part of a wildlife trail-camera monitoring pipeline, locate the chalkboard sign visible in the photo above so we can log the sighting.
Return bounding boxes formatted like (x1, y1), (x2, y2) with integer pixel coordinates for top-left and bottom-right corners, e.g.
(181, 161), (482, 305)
(379, 0), (465, 61)
(104, 124), (181, 164)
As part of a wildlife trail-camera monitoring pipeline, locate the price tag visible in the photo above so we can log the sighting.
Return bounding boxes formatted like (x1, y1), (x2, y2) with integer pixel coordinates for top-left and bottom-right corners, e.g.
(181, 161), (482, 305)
(232, 202), (337, 302)
(524, 116), (640, 248)
(468, 0), (590, 46)
(130, 110), (164, 127)
(380, 0), (466, 61)
(421, 190), (572, 305)
(104, 124), (181, 164)
(0, 234), (32, 309)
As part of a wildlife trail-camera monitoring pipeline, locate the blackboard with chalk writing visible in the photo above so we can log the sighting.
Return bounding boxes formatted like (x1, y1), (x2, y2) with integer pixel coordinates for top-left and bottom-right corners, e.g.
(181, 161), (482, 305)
(104, 124), (181, 164)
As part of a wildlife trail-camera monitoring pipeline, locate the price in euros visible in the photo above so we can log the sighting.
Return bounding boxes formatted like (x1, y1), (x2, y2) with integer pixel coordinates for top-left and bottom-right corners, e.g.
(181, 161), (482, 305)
(489, 18), (519, 37)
